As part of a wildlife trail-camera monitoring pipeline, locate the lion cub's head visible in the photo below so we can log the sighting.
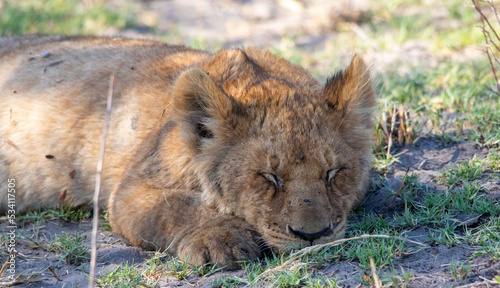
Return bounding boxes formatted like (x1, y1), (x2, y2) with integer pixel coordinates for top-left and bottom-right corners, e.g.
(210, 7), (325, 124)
(171, 49), (375, 249)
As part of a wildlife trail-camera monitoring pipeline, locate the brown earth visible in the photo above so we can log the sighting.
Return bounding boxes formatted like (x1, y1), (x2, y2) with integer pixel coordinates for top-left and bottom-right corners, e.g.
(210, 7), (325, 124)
(1, 137), (498, 287)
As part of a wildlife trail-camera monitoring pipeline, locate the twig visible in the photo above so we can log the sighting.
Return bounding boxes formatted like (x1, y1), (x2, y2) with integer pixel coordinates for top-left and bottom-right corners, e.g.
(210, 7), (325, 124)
(473, 0), (500, 97)
(48, 266), (62, 281)
(387, 105), (397, 158)
(88, 75), (114, 288)
(0, 257), (10, 276)
(383, 167), (410, 215)
(369, 258), (381, 288)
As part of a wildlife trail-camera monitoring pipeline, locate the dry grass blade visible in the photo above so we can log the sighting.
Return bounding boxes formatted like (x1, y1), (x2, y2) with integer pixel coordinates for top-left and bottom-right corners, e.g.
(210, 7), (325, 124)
(383, 167), (410, 215)
(375, 104), (416, 159)
(369, 258), (381, 288)
(257, 234), (427, 280)
(88, 75), (115, 288)
(0, 271), (46, 286)
(48, 266), (62, 281)
(0, 257), (10, 276)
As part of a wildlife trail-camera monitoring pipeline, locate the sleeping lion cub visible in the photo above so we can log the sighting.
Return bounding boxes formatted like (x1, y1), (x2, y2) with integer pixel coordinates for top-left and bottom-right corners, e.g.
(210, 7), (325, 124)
(0, 35), (375, 269)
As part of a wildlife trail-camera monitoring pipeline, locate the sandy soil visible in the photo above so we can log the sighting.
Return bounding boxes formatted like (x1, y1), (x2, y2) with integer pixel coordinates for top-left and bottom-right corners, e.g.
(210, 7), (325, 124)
(1, 138), (498, 287)
(1, 0), (498, 287)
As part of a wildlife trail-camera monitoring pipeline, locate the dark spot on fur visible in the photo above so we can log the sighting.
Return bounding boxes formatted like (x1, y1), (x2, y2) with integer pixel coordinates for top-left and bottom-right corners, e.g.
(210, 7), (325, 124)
(130, 66), (135, 70)
(303, 199), (311, 203)
(59, 189), (67, 202)
(13, 91), (17, 94)
(326, 101), (337, 110)
(241, 247), (249, 254)
(196, 123), (213, 139)
(296, 153), (305, 164)
(260, 108), (267, 128)
(69, 170), (75, 179)
(45, 155), (55, 159)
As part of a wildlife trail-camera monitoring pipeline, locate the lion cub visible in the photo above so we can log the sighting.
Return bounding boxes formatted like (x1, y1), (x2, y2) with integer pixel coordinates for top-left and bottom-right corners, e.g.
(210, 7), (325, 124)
(0, 35), (375, 269)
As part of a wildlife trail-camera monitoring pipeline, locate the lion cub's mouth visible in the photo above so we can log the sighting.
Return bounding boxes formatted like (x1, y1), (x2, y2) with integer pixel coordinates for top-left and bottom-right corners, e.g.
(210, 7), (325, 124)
(261, 221), (346, 250)
(287, 225), (334, 244)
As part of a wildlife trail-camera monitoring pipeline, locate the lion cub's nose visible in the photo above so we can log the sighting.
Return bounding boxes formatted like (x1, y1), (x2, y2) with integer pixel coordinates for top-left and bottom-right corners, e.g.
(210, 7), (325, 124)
(288, 226), (333, 242)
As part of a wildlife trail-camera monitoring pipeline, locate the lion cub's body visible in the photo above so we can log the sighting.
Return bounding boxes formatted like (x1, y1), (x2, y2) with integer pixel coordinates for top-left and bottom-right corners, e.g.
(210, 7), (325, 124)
(0, 35), (375, 269)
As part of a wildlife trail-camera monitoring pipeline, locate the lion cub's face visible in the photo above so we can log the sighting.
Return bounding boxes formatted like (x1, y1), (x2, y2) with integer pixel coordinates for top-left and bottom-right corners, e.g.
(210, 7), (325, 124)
(172, 51), (375, 250)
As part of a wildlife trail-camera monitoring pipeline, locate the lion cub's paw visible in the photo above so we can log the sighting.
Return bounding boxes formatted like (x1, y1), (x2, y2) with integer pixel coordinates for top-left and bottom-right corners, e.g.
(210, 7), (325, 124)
(177, 216), (261, 270)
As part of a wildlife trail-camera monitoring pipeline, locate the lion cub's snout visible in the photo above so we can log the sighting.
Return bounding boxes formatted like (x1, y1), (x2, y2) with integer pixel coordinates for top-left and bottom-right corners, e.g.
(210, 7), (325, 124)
(281, 179), (342, 246)
(287, 224), (333, 242)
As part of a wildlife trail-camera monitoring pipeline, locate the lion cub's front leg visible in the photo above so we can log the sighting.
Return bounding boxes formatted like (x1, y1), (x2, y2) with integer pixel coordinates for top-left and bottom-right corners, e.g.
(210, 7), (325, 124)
(109, 186), (261, 269)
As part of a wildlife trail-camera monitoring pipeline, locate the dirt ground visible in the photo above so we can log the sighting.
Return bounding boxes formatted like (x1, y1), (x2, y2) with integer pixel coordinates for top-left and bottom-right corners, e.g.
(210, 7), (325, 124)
(1, 137), (498, 287)
(1, 0), (499, 287)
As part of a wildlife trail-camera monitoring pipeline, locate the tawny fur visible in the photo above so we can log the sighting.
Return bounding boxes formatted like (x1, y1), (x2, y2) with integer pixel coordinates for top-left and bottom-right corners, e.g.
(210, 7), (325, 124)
(0, 35), (376, 269)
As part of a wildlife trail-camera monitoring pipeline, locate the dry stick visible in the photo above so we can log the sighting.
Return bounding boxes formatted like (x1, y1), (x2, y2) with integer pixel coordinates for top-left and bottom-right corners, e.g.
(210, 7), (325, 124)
(383, 167), (410, 215)
(473, 0), (500, 98)
(88, 75), (115, 288)
(474, 0), (500, 51)
(369, 258), (381, 288)
(386, 106), (396, 159)
(258, 234), (427, 280)
(476, 3), (500, 96)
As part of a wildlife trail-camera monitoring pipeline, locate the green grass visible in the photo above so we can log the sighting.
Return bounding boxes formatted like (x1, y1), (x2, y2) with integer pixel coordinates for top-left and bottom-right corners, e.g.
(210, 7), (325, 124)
(96, 262), (156, 288)
(17, 206), (92, 224)
(0, 0), (137, 36)
(47, 232), (89, 265)
(450, 262), (472, 282)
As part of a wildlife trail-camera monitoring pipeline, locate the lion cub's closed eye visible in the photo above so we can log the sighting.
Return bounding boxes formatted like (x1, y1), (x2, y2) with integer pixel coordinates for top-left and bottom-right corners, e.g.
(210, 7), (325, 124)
(0, 35), (375, 269)
(260, 173), (285, 189)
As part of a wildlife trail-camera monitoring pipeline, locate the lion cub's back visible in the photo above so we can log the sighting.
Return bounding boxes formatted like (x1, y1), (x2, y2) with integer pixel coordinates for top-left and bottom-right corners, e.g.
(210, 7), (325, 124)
(0, 35), (207, 213)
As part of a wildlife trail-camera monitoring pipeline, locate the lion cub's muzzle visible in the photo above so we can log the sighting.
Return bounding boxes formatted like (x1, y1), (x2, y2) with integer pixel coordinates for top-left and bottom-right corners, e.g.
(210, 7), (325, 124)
(288, 225), (334, 244)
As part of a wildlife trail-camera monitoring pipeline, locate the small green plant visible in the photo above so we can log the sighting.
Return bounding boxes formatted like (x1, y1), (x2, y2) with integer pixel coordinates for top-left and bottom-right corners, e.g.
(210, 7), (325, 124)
(17, 206), (91, 223)
(96, 262), (157, 288)
(271, 264), (312, 287)
(388, 266), (413, 288)
(468, 217), (500, 260)
(442, 156), (484, 188)
(212, 275), (249, 287)
(47, 232), (89, 265)
(164, 257), (192, 280)
(450, 262), (471, 282)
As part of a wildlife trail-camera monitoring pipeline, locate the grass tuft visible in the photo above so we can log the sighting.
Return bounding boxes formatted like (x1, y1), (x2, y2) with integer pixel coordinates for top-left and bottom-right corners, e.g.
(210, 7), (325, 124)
(47, 232), (89, 265)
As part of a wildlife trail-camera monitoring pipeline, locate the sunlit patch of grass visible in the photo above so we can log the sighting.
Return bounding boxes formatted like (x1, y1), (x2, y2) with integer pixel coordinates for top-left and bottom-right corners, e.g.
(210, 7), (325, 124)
(17, 206), (91, 224)
(377, 60), (499, 146)
(0, 0), (138, 36)
(442, 156), (485, 188)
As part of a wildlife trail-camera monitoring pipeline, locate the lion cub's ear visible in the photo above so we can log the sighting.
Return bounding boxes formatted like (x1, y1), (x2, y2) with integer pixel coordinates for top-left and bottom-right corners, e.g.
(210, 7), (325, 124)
(172, 68), (236, 142)
(324, 55), (376, 149)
